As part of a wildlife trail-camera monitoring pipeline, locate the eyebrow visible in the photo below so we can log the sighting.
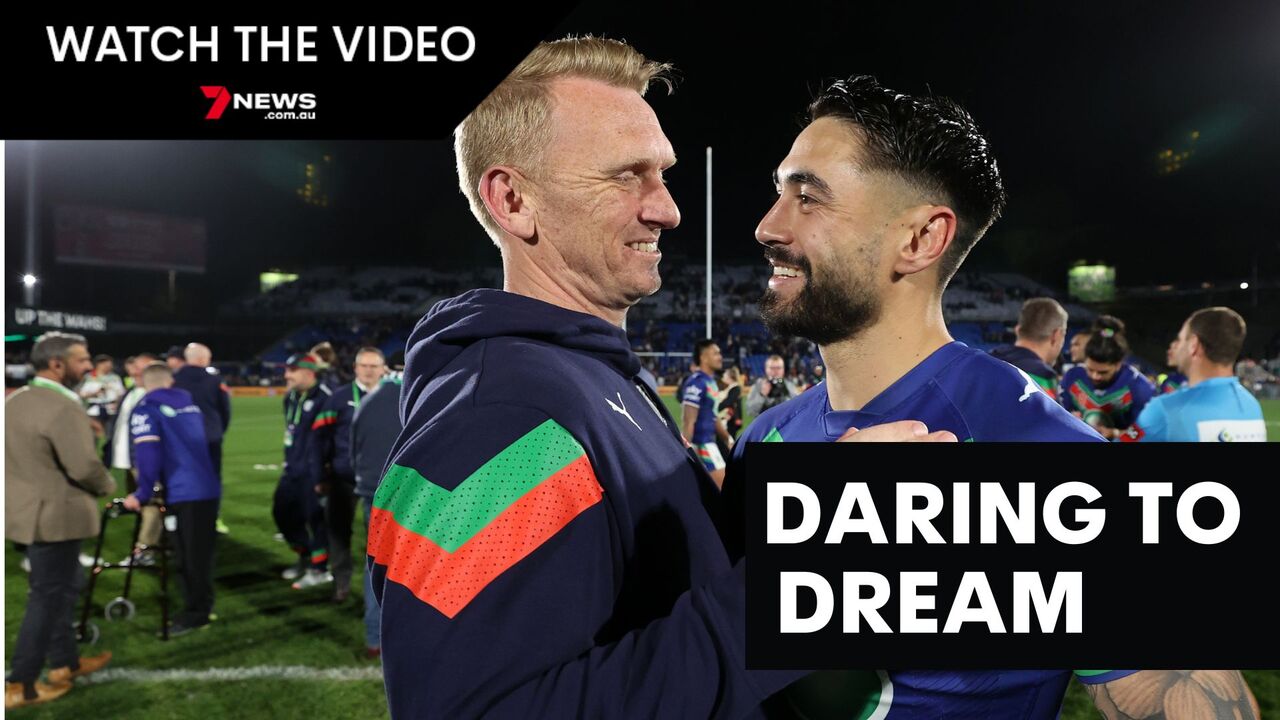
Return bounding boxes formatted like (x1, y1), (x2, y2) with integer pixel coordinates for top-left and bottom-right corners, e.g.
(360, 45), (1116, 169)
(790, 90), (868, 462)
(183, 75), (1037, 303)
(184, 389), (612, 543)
(772, 169), (832, 197)
(605, 155), (678, 176)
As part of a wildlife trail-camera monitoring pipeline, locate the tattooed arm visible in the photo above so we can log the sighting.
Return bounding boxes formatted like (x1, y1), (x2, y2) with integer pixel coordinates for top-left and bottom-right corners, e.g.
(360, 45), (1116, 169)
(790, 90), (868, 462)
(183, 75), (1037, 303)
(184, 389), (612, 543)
(1086, 670), (1259, 719)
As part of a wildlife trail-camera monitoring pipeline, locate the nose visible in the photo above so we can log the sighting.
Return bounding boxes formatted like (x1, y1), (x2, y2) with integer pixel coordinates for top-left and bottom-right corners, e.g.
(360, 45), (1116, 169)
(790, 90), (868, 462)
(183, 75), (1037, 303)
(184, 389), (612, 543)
(755, 197), (791, 249)
(641, 179), (681, 231)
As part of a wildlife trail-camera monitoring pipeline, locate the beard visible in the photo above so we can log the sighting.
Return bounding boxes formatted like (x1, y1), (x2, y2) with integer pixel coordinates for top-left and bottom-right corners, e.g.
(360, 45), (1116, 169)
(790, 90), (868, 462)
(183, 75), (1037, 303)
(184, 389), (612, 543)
(758, 245), (881, 346)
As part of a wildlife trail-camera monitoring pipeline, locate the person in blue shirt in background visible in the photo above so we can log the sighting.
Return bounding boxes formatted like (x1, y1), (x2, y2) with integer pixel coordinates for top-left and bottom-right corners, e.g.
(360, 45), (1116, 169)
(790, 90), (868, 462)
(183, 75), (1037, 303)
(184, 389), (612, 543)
(123, 362), (221, 636)
(680, 339), (733, 487)
(1127, 307), (1266, 442)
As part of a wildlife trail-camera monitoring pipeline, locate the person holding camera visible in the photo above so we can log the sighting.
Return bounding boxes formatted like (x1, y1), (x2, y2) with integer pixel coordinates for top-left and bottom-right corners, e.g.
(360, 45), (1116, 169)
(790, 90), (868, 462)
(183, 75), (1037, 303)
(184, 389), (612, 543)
(745, 354), (802, 418)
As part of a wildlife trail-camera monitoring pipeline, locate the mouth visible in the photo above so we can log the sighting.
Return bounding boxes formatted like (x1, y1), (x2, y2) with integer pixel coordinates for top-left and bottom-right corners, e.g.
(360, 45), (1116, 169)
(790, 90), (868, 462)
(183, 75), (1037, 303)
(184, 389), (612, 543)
(626, 239), (660, 256)
(767, 258), (806, 290)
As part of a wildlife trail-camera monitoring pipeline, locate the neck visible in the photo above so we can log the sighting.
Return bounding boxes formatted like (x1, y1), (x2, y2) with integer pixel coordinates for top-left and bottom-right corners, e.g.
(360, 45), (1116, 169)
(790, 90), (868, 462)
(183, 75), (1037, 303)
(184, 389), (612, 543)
(502, 246), (627, 327)
(697, 365), (717, 377)
(1187, 361), (1233, 387)
(35, 369), (65, 387)
(823, 300), (952, 411)
(1014, 337), (1053, 366)
(357, 380), (376, 392)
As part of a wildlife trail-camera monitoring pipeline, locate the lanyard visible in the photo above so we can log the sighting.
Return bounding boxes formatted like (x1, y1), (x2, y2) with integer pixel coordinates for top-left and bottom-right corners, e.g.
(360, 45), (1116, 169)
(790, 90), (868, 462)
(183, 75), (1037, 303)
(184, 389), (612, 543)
(289, 390), (305, 426)
(352, 383), (363, 410)
(30, 376), (82, 404)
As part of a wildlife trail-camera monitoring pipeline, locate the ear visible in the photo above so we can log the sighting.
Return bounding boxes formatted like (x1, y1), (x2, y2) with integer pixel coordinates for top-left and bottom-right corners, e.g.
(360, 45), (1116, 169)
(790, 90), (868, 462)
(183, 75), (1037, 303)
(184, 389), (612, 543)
(478, 166), (537, 242)
(1187, 333), (1203, 359)
(892, 205), (957, 277)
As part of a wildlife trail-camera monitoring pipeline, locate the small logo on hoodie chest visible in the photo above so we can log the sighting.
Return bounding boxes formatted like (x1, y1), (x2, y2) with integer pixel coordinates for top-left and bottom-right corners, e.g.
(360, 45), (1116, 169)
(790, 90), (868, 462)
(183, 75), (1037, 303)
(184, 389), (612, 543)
(605, 392), (642, 431)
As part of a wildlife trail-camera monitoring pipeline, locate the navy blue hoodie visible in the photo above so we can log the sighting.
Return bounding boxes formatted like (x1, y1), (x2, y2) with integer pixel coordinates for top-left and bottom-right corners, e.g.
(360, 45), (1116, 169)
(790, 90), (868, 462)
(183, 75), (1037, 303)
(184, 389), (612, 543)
(989, 344), (1060, 400)
(312, 380), (375, 481)
(283, 382), (330, 482)
(173, 365), (231, 445)
(368, 289), (799, 719)
(352, 377), (402, 500)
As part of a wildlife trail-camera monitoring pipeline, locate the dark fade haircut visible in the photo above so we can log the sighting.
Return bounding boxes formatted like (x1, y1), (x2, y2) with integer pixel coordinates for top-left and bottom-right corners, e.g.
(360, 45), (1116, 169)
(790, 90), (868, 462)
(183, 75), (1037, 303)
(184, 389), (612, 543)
(1186, 307), (1247, 366)
(807, 75), (1006, 289)
(693, 338), (718, 365)
(1085, 315), (1129, 365)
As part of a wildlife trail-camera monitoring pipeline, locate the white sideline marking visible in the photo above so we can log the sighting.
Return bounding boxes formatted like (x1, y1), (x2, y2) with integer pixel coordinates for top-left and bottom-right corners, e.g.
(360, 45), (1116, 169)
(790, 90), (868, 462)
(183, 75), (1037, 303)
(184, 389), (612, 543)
(252, 464), (281, 471)
(80, 665), (383, 684)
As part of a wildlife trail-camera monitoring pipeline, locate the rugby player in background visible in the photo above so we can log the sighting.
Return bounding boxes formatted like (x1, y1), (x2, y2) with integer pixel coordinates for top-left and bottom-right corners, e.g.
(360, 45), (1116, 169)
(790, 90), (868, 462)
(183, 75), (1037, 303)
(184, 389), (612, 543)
(680, 339), (733, 487)
(1059, 316), (1156, 440)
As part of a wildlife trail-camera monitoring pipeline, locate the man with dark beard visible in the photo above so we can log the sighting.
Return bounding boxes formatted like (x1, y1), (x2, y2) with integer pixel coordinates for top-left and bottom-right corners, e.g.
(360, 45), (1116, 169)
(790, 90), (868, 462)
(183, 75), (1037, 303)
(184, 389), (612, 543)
(724, 75), (1258, 720)
(742, 76), (1097, 445)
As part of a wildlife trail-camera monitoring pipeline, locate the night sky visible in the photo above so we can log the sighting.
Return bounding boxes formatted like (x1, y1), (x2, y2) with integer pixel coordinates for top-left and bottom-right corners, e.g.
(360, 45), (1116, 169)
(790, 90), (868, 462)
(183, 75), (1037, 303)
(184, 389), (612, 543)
(6, 1), (1278, 321)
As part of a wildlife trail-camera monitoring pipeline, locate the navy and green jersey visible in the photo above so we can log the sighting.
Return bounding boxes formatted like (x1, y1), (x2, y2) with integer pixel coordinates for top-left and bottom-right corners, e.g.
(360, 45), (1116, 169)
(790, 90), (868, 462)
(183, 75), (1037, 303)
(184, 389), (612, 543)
(130, 387), (220, 504)
(1125, 376), (1267, 442)
(1059, 364), (1156, 432)
(1158, 372), (1188, 395)
(737, 342), (1101, 445)
(282, 383), (331, 480)
(725, 343), (1116, 718)
(680, 369), (721, 444)
(989, 344), (1059, 399)
(311, 381), (373, 479)
(372, 289), (803, 718)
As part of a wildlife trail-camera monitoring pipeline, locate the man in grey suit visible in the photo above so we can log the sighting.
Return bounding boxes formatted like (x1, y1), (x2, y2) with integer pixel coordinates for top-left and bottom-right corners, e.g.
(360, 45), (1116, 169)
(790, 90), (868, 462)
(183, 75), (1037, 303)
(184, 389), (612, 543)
(5, 332), (116, 709)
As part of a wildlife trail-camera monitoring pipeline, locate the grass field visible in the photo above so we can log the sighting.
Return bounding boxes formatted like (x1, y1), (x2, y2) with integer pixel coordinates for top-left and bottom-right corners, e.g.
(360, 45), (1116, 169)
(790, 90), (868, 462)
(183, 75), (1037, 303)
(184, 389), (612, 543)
(6, 395), (1278, 718)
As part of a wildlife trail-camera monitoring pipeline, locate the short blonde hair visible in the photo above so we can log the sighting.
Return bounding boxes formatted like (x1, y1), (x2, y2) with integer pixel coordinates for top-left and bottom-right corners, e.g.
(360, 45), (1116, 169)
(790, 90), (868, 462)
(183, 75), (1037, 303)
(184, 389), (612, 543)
(454, 36), (674, 243)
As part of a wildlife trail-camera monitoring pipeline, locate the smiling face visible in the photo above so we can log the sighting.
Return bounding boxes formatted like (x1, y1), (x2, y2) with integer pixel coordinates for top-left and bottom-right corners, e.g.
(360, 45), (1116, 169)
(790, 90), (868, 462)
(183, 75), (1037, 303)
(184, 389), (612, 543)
(755, 117), (899, 345)
(530, 77), (681, 314)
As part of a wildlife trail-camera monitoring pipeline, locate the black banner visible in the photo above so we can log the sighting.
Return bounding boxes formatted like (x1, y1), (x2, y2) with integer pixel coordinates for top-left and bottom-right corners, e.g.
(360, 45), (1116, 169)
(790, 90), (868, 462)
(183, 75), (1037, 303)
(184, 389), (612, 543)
(2, 9), (578, 139)
(745, 443), (1280, 670)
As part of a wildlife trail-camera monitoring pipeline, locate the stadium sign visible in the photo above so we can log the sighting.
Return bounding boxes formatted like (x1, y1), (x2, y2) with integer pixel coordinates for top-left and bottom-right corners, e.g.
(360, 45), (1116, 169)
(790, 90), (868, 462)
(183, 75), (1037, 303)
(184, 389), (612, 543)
(12, 306), (108, 333)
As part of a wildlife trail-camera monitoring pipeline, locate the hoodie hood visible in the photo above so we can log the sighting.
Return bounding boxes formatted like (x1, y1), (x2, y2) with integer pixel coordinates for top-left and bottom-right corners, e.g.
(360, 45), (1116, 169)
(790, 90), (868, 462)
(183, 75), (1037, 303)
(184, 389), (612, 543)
(403, 289), (640, 411)
(143, 386), (197, 409)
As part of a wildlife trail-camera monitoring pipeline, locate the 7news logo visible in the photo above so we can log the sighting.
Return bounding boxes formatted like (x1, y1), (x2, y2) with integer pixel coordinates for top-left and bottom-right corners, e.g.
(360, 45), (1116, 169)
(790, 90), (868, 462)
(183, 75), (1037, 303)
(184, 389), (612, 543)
(201, 86), (317, 121)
